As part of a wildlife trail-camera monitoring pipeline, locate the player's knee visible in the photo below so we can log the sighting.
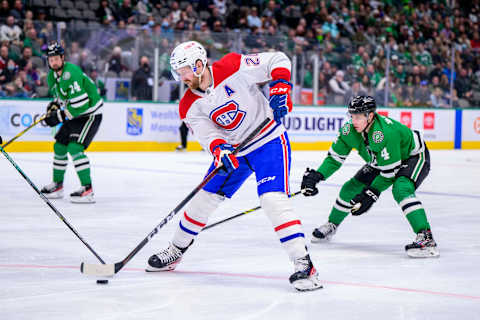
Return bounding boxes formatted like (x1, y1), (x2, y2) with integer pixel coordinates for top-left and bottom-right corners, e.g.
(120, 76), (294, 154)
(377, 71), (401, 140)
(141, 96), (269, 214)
(67, 142), (85, 156)
(392, 176), (416, 203)
(339, 178), (364, 201)
(53, 142), (67, 155)
(260, 192), (292, 219)
(260, 191), (288, 208)
(186, 189), (224, 220)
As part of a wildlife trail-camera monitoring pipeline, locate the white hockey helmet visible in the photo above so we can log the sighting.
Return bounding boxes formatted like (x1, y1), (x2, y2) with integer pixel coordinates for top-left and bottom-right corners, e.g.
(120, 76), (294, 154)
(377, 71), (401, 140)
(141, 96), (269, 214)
(170, 41), (208, 81)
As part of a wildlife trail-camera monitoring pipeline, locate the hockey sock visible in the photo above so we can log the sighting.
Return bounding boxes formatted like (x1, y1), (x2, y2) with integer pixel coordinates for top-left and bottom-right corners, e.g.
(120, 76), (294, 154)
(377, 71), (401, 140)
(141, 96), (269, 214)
(172, 189), (224, 248)
(393, 177), (431, 233)
(328, 178), (365, 225)
(67, 142), (91, 186)
(53, 142), (68, 183)
(260, 192), (307, 260)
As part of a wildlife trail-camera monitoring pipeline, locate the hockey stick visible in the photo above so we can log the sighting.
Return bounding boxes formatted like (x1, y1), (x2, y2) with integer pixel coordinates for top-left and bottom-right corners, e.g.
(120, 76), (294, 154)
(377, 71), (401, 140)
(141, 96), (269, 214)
(80, 118), (272, 276)
(203, 190), (303, 231)
(2, 115), (46, 149)
(0, 136), (106, 265)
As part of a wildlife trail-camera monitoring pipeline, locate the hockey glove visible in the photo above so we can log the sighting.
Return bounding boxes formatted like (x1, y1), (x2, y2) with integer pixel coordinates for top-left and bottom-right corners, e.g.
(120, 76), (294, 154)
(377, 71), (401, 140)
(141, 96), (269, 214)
(301, 168), (324, 196)
(350, 187), (380, 216)
(46, 100), (61, 113)
(269, 79), (293, 124)
(212, 143), (239, 176)
(44, 109), (66, 127)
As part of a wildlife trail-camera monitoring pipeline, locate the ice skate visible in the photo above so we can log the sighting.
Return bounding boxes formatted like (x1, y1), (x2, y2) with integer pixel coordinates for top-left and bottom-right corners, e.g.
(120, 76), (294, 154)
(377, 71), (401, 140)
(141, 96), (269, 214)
(289, 254), (323, 291)
(405, 229), (439, 258)
(40, 182), (64, 199)
(311, 222), (337, 243)
(175, 145), (186, 152)
(70, 184), (95, 203)
(146, 242), (191, 272)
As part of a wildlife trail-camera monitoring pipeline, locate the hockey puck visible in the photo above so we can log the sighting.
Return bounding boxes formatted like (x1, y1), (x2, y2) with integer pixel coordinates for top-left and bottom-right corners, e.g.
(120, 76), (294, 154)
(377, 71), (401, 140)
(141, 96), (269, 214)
(96, 279), (109, 284)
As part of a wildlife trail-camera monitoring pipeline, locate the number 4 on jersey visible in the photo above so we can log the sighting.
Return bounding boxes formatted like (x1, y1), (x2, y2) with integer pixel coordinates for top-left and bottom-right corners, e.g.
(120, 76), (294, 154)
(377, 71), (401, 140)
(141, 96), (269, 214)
(69, 81), (81, 94)
(381, 147), (390, 160)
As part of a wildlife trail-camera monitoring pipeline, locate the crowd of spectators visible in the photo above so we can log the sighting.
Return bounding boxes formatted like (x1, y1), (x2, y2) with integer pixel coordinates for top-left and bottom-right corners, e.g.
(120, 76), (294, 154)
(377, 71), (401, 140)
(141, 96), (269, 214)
(0, 0), (478, 107)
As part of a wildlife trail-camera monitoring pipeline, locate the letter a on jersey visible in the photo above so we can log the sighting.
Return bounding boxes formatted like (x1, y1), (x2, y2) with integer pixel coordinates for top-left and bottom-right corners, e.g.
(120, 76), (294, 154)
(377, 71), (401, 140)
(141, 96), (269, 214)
(209, 100), (246, 131)
(224, 85), (235, 97)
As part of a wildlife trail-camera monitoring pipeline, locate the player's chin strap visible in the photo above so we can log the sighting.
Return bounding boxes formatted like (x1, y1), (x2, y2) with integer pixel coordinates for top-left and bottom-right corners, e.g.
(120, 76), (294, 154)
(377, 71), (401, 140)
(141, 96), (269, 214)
(362, 112), (375, 135)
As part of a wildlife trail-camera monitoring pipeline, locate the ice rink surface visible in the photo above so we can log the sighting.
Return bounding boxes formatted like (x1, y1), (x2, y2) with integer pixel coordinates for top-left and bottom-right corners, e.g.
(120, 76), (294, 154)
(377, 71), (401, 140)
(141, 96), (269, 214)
(1, 149), (479, 320)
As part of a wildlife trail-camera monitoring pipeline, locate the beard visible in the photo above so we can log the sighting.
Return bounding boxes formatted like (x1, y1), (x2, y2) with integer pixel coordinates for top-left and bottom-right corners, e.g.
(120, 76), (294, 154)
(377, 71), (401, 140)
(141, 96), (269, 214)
(50, 61), (64, 73)
(186, 75), (200, 90)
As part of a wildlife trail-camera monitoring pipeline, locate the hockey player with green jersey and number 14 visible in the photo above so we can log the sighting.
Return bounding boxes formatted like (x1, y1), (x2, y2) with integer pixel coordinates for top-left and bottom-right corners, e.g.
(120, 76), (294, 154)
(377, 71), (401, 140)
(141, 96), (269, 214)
(301, 95), (439, 258)
(40, 42), (103, 203)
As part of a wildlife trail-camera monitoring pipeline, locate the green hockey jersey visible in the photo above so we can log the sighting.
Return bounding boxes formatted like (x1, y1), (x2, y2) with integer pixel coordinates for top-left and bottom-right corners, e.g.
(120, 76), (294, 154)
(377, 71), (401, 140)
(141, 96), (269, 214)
(47, 62), (103, 118)
(317, 114), (425, 192)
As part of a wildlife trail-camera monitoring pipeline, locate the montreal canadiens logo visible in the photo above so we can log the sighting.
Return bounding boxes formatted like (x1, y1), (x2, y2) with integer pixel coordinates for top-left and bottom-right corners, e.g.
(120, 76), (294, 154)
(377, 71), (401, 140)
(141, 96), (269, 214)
(210, 100), (246, 131)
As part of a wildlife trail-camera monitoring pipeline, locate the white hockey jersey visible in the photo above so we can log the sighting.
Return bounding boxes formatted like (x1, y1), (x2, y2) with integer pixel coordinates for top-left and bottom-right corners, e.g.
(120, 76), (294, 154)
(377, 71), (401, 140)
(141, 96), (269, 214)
(179, 52), (292, 157)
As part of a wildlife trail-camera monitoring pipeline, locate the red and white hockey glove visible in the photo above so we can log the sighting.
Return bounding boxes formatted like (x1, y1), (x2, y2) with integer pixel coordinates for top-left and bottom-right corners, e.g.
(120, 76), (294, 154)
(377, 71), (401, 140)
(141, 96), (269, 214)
(269, 79), (293, 124)
(212, 143), (239, 176)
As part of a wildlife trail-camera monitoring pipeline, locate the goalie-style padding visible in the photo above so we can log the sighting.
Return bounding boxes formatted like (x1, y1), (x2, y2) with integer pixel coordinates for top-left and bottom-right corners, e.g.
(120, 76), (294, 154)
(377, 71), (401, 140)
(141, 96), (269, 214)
(260, 192), (307, 260)
(172, 189), (224, 248)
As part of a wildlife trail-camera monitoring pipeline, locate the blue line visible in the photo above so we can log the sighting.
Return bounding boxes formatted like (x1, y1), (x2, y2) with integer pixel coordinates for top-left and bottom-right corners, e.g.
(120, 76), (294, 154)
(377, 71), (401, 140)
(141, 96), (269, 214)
(454, 109), (462, 149)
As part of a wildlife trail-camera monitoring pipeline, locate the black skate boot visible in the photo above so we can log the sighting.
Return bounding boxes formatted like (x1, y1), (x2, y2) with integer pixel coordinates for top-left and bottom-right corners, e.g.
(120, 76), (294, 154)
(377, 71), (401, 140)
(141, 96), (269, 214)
(40, 182), (64, 199)
(289, 254), (323, 291)
(405, 229), (439, 258)
(70, 184), (95, 203)
(312, 222), (337, 243)
(146, 241), (193, 272)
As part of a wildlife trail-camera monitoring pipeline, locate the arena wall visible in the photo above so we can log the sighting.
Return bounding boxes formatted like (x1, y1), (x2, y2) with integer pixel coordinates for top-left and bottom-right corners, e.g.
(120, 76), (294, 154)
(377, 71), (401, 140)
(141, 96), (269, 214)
(1, 100), (479, 152)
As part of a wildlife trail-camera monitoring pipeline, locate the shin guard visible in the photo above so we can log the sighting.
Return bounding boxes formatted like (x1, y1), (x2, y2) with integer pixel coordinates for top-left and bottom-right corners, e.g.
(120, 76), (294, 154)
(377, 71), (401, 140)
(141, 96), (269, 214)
(260, 192), (308, 260)
(172, 189), (224, 248)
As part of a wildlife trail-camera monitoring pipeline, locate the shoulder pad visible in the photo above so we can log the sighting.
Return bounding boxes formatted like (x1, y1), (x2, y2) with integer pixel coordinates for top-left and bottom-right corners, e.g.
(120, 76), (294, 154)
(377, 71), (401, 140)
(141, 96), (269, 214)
(179, 89), (201, 120)
(211, 53), (242, 88)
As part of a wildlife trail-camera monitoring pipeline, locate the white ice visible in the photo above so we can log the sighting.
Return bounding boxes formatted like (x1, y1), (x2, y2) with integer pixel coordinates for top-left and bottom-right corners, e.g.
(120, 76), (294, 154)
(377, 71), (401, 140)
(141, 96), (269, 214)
(1, 150), (479, 320)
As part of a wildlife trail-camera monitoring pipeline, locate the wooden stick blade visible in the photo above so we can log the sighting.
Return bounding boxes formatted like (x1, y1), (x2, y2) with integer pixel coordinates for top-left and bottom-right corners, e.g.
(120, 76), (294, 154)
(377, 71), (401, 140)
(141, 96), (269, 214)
(80, 262), (115, 276)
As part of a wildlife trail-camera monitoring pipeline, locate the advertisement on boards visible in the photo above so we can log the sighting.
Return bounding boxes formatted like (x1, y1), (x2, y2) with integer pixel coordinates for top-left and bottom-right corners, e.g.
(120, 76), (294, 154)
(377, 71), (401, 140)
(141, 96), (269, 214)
(461, 110), (480, 146)
(0, 99), (52, 140)
(285, 107), (454, 143)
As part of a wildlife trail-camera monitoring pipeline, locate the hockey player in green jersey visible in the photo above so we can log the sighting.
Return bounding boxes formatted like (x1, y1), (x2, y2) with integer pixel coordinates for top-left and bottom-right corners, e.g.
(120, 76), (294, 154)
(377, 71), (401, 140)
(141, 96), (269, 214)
(301, 96), (439, 258)
(40, 42), (103, 203)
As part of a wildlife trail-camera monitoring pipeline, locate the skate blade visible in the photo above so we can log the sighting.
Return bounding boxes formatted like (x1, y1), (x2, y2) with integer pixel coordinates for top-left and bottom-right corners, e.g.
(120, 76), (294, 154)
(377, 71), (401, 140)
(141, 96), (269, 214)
(70, 194), (95, 203)
(292, 278), (324, 292)
(145, 264), (177, 272)
(311, 236), (331, 243)
(42, 190), (64, 199)
(407, 247), (440, 258)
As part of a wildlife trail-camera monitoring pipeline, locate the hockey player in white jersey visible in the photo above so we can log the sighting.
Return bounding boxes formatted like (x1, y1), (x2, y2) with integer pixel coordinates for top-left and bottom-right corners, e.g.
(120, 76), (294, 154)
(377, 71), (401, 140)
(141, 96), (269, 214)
(146, 41), (322, 291)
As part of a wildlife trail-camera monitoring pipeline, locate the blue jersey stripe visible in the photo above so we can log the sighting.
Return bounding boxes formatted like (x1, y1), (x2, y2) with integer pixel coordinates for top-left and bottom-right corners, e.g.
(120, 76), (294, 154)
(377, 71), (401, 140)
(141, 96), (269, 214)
(179, 221), (198, 235)
(279, 232), (305, 243)
(239, 122), (281, 152)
